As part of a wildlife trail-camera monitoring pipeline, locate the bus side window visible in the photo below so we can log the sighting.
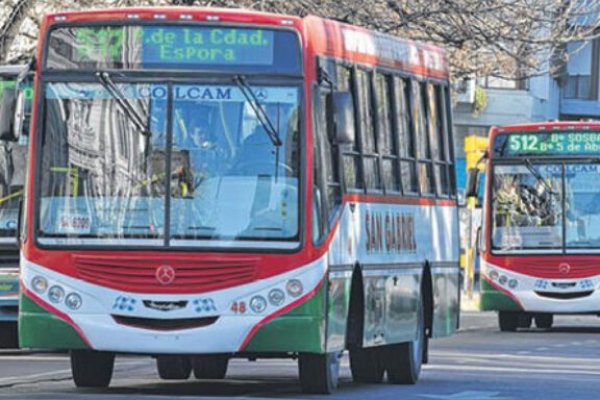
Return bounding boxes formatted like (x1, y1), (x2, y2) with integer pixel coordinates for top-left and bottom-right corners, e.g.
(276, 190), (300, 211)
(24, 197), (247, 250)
(394, 77), (418, 194)
(442, 85), (457, 196)
(410, 80), (434, 195)
(375, 73), (400, 193)
(312, 85), (341, 243)
(338, 66), (362, 192)
(426, 83), (451, 197)
(356, 69), (381, 192)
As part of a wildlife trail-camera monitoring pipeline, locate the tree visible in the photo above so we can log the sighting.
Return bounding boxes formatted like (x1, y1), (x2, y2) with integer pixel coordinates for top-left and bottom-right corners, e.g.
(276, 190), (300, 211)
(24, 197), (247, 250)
(1, 0), (599, 80)
(0, 0), (33, 62)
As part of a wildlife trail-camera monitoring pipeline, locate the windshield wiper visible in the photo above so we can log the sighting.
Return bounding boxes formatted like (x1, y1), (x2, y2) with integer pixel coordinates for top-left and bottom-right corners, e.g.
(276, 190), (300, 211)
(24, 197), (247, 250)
(96, 72), (151, 136)
(233, 75), (281, 147)
(524, 158), (557, 196)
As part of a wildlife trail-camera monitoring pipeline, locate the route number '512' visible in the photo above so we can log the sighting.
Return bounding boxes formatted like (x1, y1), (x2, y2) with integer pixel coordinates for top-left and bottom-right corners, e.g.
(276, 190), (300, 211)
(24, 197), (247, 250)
(509, 134), (539, 152)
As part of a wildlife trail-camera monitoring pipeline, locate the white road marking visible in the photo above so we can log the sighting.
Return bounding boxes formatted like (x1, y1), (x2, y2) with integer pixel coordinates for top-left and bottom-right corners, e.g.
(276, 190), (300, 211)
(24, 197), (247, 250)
(0, 360), (147, 386)
(420, 391), (511, 400)
(426, 364), (600, 376)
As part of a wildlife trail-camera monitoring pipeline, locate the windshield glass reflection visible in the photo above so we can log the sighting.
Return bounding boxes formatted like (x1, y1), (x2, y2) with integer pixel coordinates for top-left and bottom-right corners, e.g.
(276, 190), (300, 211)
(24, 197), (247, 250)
(565, 163), (600, 248)
(38, 82), (300, 246)
(492, 164), (562, 251)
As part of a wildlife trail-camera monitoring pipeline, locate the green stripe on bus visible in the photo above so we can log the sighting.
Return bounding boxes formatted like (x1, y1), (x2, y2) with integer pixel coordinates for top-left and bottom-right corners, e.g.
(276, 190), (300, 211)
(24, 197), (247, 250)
(479, 280), (522, 311)
(19, 293), (90, 349)
(243, 284), (326, 353)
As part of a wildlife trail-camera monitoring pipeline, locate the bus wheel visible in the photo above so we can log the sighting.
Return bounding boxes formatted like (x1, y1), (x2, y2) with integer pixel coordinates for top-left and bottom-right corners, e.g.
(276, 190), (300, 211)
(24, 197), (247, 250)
(535, 314), (553, 329)
(156, 355), (191, 380)
(498, 311), (519, 332)
(298, 352), (340, 394)
(192, 355), (229, 379)
(70, 350), (115, 388)
(384, 298), (425, 384)
(0, 322), (18, 348)
(349, 347), (384, 383)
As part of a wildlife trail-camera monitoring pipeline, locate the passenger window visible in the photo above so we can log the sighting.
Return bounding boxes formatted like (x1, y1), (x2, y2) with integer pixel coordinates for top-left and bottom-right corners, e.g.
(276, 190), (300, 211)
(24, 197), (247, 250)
(375, 73), (399, 192)
(395, 77), (418, 194)
(356, 69), (381, 191)
(410, 80), (434, 195)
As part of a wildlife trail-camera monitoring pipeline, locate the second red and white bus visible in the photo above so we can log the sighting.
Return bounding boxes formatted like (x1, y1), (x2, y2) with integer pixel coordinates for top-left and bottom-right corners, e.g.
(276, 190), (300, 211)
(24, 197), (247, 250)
(479, 122), (600, 331)
(10, 7), (459, 393)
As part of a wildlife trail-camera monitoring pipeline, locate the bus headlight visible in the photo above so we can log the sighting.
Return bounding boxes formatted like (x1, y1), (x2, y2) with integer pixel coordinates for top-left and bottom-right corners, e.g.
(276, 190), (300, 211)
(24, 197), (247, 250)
(286, 279), (303, 298)
(32, 276), (48, 294)
(65, 293), (83, 310)
(498, 275), (508, 286)
(488, 270), (499, 281)
(249, 295), (267, 313)
(48, 285), (65, 304)
(508, 279), (518, 289)
(268, 289), (285, 306)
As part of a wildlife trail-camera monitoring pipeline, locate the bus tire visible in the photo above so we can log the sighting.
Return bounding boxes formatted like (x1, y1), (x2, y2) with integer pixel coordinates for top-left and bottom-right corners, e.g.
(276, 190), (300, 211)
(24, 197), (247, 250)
(156, 355), (191, 380)
(70, 350), (114, 388)
(192, 355), (228, 379)
(349, 346), (384, 383)
(0, 322), (18, 349)
(534, 314), (553, 329)
(384, 296), (425, 384)
(498, 311), (519, 332)
(298, 352), (340, 394)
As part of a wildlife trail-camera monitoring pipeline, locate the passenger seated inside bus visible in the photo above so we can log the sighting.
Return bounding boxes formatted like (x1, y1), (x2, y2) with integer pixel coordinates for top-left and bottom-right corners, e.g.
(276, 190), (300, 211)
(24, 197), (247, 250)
(228, 125), (292, 177)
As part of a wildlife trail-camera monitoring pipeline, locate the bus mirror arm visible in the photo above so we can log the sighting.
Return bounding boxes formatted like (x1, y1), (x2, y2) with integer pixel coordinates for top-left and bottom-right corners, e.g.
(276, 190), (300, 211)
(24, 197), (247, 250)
(16, 197), (23, 248)
(331, 91), (355, 146)
(0, 88), (18, 141)
(465, 168), (480, 200)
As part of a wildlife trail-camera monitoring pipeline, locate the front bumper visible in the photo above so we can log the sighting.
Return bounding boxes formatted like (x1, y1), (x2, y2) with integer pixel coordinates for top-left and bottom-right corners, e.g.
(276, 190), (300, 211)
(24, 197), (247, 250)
(19, 256), (326, 354)
(481, 260), (600, 313)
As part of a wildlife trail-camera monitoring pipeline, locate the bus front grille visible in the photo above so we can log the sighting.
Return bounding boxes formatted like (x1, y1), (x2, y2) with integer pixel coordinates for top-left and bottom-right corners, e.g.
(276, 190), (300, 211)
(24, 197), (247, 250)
(112, 315), (218, 331)
(73, 255), (258, 294)
(534, 290), (594, 300)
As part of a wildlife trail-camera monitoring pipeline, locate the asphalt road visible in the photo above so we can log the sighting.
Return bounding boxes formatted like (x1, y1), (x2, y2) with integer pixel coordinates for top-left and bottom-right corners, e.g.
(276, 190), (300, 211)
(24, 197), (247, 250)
(1, 311), (600, 400)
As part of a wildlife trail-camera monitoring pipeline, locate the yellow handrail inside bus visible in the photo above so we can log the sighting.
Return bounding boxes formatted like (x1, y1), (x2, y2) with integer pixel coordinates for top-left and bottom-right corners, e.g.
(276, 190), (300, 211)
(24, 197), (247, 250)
(0, 190), (23, 205)
(50, 166), (80, 196)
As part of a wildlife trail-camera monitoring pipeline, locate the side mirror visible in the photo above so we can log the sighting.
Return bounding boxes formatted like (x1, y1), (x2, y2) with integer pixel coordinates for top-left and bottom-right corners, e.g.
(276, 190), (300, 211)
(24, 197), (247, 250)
(465, 168), (480, 199)
(0, 88), (17, 141)
(12, 89), (26, 142)
(331, 91), (355, 146)
(475, 226), (482, 252)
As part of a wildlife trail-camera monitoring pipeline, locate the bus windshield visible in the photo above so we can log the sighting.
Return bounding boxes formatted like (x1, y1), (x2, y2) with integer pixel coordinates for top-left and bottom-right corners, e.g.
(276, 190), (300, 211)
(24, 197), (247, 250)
(0, 75), (29, 243)
(491, 162), (600, 252)
(38, 82), (300, 247)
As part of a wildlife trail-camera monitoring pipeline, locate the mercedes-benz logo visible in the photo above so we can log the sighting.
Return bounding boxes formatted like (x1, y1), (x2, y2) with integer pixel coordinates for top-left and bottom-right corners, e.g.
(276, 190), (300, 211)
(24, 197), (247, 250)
(156, 265), (176, 285)
(254, 88), (268, 100)
(558, 263), (571, 275)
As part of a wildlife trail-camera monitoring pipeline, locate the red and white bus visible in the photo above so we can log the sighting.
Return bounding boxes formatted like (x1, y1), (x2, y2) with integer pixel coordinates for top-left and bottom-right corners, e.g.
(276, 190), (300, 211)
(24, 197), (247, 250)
(479, 122), (600, 331)
(11, 7), (459, 393)
(0, 65), (31, 347)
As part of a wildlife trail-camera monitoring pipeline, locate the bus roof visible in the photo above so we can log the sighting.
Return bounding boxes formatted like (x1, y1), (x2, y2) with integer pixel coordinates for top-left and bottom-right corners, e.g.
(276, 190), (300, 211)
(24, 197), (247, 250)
(43, 7), (303, 30)
(41, 7), (448, 80)
(492, 121), (600, 139)
(304, 16), (448, 79)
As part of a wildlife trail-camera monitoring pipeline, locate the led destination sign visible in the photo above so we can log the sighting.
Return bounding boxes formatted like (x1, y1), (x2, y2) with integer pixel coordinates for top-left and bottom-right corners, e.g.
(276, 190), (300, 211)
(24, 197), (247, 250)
(46, 25), (300, 73)
(140, 27), (274, 65)
(495, 132), (600, 156)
